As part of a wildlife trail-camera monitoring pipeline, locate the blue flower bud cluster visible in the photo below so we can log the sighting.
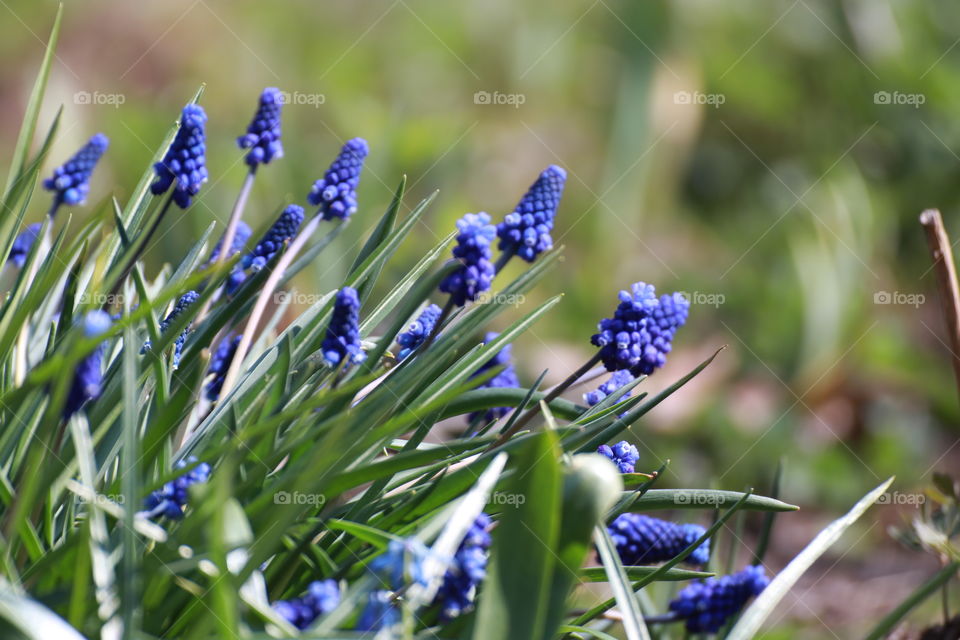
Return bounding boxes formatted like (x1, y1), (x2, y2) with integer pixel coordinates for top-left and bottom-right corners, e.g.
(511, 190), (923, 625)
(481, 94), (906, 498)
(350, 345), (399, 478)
(273, 579), (340, 630)
(142, 456), (211, 520)
(64, 311), (112, 418)
(396, 303), (442, 360)
(321, 286), (366, 367)
(434, 513), (493, 620)
(468, 333), (520, 423)
(237, 87), (284, 168)
(206, 334), (241, 401)
(584, 370), (635, 407)
(151, 104), (208, 208)
(307, 138), (369, 220)
(439, 213), (496, 307)
(608, 513), (710, 566)
(496, 165), (566, 262)
(669, 565), (769, 633)
(597, 440), (639, 473)
(44, 133), (109, 213)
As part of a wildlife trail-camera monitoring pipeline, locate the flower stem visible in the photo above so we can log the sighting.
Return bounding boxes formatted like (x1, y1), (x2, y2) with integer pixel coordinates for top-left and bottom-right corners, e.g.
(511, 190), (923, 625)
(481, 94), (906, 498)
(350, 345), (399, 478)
(494, 248), (514, 273)
(488, 351), (603, 449)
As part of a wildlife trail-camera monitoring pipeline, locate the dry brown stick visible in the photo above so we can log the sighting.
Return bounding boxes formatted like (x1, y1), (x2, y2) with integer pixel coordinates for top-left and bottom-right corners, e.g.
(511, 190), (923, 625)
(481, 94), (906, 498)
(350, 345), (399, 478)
(920, 209), (960, 401)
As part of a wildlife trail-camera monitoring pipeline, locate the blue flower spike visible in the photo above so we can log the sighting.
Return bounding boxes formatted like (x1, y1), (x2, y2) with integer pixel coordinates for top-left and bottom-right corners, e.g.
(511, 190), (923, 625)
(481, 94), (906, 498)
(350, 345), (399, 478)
(435, 513), (493, 620)
(321, 286), (366, 368)
(141, 291), (200, 369)
(64, 310), (112, 418)
(208, 221), (252, 264)
(608, 513), (710, 566)
(43, 133), (109, 215)
(396, 303), (443, 360)
(496, 164), (566, 263)
(8, 223), (42, 268)
(358, 539), (429, 632)
(142, 456), (212, 520)
(468, 332), (520, 423)
(584, 369), (635, 407)
(307, 138), (369, 220)
(439, 212), (496, 307)
(597, 440), (639, 474)
(241, 205), (304, 272)
(206, 334), (241, 401)
(669, 565), (769, 633)
(237, 87), (284, 168)
(151, 104), (208, 208)
(273, 580), (340, 630)
(592, 282), (690, 376)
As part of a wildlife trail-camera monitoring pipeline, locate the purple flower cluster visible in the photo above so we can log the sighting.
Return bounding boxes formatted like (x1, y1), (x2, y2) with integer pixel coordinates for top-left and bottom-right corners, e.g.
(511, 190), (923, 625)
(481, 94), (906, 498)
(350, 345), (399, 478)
(439, 213), (496, 307)
(151, 104), (208, 208)
(584, 370), (635, 407)
(496, 165), (566, 263)
(273, 580), (340, 630)
(43, 133), (109, 213)
(307, 138), (369, 220)
(321, 286), (365, 367)
(597, 440), (639, 473)
(241, 205), (304, 272)
(396, 303), (442, 360)
(237, 87), (284, 168)
(592, 283), (689, 376)
(608, 513), (710, 566)
(206, 334), (241, 401)
(8, 223), (42, 268)
(142, 457), (211, 520)
(64, 311), (112, 418)
(669, 565), (769, 633)
(468, 333), (520, 423)
(207, 220), (252, 264)
(434, 513), (493, 620)
(141, 291), (199, 369)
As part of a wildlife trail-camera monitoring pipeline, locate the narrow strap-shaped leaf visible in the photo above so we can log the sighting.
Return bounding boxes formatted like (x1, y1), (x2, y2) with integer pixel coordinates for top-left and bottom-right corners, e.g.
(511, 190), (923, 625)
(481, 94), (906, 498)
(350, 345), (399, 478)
(594, 525), (652, 640)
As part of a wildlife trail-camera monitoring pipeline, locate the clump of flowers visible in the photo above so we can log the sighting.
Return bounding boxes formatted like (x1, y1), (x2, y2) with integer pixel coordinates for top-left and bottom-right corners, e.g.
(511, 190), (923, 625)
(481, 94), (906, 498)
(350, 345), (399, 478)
(669, 565), (769, 632)
(237, 87), (284, 168)
(608, 513), (710, 566)
(151, 104), (208, 208)
(43, 133), (108, 215)
(434, 513), (493, 620)
(307, 138), (369, 220)
(468, 332), (520, 423)
(207, 220), (252, 264)
(496, 164), (566, 263)
(8, 223), (42, 268)
(597, 440), (639, 473)
(142, 290), (199, 368)
(439, 212), (496, 307)
(206, 334), (241, 401)
(241, 205), (304, 272)
(585, 370), (635, 407)
(272, 579), (340, 630)
(396, 303), (442, 359)
(321, 286), (366, 367)
(142, 457), (211, 520)
(64, 311), (112, 418)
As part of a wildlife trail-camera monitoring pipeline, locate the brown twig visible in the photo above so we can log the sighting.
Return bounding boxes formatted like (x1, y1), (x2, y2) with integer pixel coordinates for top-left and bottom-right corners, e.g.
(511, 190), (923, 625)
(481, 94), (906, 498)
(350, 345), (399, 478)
(920, 209), (960, 402)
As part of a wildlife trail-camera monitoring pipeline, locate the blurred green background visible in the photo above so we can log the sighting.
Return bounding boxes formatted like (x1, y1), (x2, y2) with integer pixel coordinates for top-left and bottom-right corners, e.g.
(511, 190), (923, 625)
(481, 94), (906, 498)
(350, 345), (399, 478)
(2, 0), (959, 635)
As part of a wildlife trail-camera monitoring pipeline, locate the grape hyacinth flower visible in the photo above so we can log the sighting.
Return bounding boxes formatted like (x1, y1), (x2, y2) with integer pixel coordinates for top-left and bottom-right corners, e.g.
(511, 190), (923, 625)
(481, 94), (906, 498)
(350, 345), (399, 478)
(273, 580), (340, 630)
(207, 220), (252, 264)
(359, 539), (429, 632)
(43, 133), (109, 215)
(151, 104), (208, 208)
(496, 164), (566, 263)
(439, 212), (496, 307)
(584, 370), (635, 407)
(64, 311), (112, 418)
(321, 286), (366, 368)
(237, 87), (284, 168)
(241, 205), (304, 272)
(597, 440), (639, 474)
(468, 333), (520, 423)
(206, 334), (241, 401)
(608, 513), (710, 566)
(8, 223), (42, 268)
(396, 303), (442, 360)
(141, 291), (199, 369)
(434, 513), (492, 620)
(357, 590), (399, 633)
(591, 282), (690, 376)
(307, 138), (369, 220)
(142, 456), (211, 520)
(669, 565), (769, 633)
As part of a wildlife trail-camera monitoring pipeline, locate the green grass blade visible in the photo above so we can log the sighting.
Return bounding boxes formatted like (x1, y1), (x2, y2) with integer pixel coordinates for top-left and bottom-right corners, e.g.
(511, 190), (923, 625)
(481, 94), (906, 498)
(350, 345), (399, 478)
(594, 525), (652, 640)
(864, 561), (959, 640)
